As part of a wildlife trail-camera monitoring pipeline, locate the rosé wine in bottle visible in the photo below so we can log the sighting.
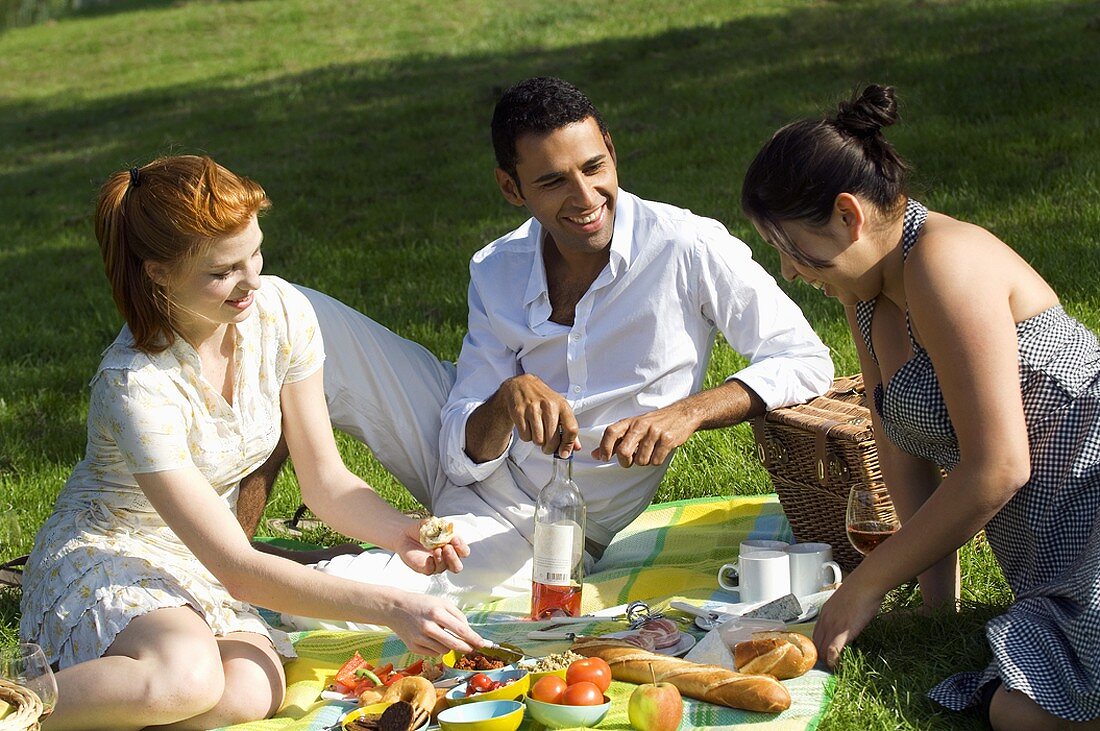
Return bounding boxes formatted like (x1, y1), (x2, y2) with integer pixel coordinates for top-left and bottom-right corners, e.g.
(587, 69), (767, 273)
(531, 454), (586, 619)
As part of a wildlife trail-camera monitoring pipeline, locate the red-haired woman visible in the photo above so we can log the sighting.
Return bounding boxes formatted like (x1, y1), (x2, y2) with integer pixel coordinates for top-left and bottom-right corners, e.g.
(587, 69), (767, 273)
(19, 156), (484, 730)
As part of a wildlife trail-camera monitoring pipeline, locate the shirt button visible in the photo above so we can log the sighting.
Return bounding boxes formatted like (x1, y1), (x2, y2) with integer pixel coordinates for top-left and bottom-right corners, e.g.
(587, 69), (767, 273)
(572, 386), (581, 394)
(571, 333), (581, 341)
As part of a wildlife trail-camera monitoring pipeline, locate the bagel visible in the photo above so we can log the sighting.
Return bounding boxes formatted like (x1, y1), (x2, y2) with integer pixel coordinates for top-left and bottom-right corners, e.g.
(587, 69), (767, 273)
(381, 675), (436, 722)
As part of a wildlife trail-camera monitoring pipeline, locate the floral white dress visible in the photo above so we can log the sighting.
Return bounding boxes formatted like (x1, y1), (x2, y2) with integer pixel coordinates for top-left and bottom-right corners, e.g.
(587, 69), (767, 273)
(20, 276), (324, 669)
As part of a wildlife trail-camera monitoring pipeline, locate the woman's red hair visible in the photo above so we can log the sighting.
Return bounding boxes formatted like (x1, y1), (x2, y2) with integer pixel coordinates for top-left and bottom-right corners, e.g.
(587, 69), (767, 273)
(95, 155), (270, 353)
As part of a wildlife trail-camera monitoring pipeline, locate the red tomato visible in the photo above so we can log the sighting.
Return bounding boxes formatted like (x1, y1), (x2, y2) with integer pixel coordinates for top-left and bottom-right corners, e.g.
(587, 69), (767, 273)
(530, 676), (568, 704)
(565, 657), (612, 693)
(469, 673), (494, 692)
(562, 681), (605, 706)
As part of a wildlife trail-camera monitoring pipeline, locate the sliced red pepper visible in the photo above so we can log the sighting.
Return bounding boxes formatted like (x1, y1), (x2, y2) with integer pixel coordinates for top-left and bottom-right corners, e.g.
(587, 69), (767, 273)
(402, 659), (424, 676)
(334, 652), (368, 689)
(352, 677), (379, 696)
(382, 672), (407, 686)
(376, 663), (394, 677)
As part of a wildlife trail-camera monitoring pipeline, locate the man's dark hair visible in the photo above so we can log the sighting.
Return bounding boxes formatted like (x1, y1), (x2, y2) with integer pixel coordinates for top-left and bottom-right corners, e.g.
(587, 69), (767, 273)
(491, 77), (608, 183)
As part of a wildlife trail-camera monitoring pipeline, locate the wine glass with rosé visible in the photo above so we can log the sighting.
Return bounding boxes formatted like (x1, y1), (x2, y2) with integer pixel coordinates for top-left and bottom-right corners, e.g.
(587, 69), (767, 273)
(0, 643), (58, 721)
(846, 485), (901, 556)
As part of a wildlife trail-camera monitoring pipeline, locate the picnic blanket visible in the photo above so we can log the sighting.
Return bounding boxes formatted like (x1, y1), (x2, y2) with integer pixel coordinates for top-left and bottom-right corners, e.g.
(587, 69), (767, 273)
(221, 495), (834, 731)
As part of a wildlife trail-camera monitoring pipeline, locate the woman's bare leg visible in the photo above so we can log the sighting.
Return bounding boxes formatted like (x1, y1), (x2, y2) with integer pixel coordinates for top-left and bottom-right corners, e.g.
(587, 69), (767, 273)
(43, 607), (224, 731)
(149, 631), (285, 730)
(990, 685), (1100, 731)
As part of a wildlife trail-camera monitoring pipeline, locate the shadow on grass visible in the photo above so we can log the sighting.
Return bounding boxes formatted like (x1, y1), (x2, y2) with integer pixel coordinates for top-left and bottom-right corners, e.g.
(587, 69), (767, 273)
(1, 0), (1096, 469)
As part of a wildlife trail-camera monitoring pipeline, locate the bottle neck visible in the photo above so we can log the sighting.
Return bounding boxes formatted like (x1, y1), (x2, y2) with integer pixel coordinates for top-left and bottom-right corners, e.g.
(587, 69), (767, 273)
(552, 455), (573, 482)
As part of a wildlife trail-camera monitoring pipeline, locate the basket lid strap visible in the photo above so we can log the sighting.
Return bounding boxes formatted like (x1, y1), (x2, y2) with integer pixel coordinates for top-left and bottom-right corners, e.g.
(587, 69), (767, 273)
(815, 419), (845, 485)
(750, 417), (769, 467)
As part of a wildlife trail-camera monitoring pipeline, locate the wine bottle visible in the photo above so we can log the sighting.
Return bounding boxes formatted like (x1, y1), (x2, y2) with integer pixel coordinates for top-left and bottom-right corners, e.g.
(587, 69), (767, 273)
(530, 453), (586, 619)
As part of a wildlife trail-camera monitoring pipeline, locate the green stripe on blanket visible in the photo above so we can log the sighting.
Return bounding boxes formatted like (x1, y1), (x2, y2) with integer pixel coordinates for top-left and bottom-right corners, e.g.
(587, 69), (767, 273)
(221, 495), (832, 731)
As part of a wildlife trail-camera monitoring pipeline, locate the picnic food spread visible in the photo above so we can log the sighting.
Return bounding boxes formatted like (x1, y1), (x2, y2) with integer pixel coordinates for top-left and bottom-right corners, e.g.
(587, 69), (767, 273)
(733, 631), (817, 680)
(326, 611), (815, 727)
(571, 636), (791, 713)
(418, 516), (455, 549)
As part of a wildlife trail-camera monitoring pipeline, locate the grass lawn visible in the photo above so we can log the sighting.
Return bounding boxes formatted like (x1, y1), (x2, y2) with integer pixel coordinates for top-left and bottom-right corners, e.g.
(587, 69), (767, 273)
(1, 0), (1097, 728)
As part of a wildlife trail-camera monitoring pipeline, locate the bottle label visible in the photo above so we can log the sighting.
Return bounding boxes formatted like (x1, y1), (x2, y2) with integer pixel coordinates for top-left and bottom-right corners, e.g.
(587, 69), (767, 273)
(532, 521), (576, 586)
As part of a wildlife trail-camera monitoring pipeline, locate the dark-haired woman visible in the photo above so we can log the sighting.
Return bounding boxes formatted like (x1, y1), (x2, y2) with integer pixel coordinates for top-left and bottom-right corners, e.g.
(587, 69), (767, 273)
(742, 86), (1100, 729)
(20, 156), (485, 730)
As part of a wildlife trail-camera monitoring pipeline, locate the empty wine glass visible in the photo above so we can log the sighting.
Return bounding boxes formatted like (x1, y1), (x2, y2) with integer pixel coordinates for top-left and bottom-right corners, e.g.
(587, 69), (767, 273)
(0, 643), (58, 720)
(846, 485), (900, 556)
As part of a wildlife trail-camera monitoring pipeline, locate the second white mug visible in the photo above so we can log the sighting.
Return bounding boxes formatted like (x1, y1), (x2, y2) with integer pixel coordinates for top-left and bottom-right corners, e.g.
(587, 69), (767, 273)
(786, 542), (843, 596)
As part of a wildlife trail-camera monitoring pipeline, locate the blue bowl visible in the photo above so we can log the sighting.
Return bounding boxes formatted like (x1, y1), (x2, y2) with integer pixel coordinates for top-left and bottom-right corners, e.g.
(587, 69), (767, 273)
(437, 699), (525, 731)
(524, 694), (612, 729)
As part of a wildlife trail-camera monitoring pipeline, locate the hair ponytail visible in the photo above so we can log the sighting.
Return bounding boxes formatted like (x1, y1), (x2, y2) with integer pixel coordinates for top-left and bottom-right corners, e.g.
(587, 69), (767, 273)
(741, 84), (910, 265)
(94, 156), (270, 353)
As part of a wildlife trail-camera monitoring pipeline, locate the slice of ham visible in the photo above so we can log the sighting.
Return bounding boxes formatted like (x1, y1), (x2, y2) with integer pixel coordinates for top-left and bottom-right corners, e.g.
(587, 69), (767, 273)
(637, 618), (681, 649)
(618, 632), (657, 651)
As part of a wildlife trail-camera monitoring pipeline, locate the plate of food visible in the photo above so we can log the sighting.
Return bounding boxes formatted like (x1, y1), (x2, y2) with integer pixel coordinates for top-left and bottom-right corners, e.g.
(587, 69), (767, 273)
(603, 618), (696, 657)
(336, 676), (441, 730)
(693, 590), (832, 630)
(320, 654), (446, 703)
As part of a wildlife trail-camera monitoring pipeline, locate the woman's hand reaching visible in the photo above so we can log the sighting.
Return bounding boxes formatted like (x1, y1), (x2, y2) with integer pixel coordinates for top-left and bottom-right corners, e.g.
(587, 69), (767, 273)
(389, 591), (487, 656)
(812, 577), (886, 669)
(396, 519), (470, 576)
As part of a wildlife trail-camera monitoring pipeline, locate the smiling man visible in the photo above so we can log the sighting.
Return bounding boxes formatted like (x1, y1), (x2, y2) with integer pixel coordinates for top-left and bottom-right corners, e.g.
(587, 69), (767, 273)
(256, 77), (833, 620)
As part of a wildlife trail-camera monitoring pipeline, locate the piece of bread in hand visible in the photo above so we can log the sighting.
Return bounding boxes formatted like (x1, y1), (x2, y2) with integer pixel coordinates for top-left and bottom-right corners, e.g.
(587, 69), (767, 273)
(733, 631), (817, 680)
(418, 516), (454, 549)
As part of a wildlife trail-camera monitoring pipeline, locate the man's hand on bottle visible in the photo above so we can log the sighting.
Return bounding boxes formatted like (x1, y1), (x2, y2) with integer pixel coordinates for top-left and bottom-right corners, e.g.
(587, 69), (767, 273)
(497, 374), (582, 457)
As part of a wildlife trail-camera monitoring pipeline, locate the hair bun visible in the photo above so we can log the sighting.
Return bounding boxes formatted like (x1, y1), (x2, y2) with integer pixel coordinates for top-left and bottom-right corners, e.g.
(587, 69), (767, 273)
(833, 84), (899, 138)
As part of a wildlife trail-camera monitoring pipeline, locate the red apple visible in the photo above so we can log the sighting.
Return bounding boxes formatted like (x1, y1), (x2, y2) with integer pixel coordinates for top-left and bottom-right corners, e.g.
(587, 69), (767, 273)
(627, 679), (683, 731)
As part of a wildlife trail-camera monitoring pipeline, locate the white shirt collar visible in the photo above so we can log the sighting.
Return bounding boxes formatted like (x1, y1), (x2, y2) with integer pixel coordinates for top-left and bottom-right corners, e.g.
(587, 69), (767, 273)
(520, 189), (638, 312)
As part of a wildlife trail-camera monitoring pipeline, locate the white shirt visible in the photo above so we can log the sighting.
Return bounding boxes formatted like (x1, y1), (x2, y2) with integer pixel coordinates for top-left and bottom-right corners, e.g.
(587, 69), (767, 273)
(439, 191), (833, 549)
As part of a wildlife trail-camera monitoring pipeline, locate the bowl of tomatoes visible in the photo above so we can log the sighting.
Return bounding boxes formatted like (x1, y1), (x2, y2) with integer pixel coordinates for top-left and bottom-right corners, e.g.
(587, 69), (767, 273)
(445, 667), (530, 706)
(523, 657), (613, 729)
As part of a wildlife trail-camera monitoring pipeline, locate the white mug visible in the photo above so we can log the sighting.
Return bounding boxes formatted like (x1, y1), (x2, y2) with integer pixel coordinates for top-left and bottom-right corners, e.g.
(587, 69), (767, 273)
(786, 542), (843, 596)
(738, 539), (791, 556)
(717, 550), (790, 603)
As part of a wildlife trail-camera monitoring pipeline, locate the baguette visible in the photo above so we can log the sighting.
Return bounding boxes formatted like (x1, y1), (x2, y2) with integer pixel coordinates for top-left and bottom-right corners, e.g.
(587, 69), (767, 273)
(571, 637), (790, 713)
(733, 631), (817, 680)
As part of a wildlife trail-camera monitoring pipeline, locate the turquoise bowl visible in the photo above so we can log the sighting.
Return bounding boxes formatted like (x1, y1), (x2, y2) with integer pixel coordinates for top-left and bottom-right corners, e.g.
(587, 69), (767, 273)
(437, 699), (525, 731)
(524, 694), (612, 729)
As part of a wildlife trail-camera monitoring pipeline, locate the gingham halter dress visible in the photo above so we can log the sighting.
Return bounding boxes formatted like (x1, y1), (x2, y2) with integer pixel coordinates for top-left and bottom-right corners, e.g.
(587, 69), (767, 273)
(855, 199), (1100, 721)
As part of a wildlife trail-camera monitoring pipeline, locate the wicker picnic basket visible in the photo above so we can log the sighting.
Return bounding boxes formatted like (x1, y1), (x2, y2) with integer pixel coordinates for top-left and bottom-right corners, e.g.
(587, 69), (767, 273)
(750, 374), (898, 573)
(0, 678), (42, 731)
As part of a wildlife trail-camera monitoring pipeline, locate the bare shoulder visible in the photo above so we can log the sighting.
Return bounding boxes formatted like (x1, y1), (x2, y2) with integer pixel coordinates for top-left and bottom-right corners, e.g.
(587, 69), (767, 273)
(908, 212), (1006, 273)
(905, 210), (1058, 322)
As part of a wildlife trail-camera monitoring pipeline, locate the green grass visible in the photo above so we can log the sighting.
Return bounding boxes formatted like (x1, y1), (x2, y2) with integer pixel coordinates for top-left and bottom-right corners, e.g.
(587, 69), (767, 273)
(1, 0), (1098, 728)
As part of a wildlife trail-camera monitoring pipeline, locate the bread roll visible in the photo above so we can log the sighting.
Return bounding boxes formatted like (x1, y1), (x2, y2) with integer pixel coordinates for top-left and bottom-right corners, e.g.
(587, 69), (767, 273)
(571, 637), (790, 713)
(733, 631), (817, 680)
(418, 517), (454, 549)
